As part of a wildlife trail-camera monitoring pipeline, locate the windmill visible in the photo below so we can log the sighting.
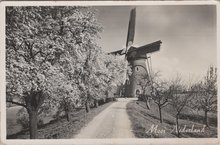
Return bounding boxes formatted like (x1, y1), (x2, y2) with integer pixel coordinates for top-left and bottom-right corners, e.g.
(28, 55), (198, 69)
(109, 8), (162, 98)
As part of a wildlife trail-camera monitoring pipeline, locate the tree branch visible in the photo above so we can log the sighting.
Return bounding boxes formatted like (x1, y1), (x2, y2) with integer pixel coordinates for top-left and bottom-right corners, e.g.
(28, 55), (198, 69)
(161, 99), (168, 107)
(33, 50), (42, 58)
(19, 54), (29, 62)
(6, 100), (27, 108)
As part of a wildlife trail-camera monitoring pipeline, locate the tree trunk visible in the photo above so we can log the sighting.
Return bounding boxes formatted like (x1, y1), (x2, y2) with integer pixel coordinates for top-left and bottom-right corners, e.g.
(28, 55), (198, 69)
(85, 101), (90, 113)
(28, 110), (38, 139)
(145, 97), (151, 110)
(66, 110), (70, 122)
(204, 110), (209, 127)
(176, 114), (180, 137)
(94, 100), (99, 108)
(159, 105), (163, 123)
(24, 90), (45, 139)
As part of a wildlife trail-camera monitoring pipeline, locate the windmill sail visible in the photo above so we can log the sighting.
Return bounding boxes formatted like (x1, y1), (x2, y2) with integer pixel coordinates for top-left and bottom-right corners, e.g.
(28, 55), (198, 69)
(146, 55), (153, 87)
(132, 40), (162, 54)
(121, 8), (136, 55)
(108, 49), (124, 55)
(126, 8), (136, 48)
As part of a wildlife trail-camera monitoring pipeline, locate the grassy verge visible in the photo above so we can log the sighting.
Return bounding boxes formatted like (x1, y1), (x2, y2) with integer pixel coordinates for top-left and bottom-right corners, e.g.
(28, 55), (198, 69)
(7, 101), (114, 139)
(126, 100), (217, 138)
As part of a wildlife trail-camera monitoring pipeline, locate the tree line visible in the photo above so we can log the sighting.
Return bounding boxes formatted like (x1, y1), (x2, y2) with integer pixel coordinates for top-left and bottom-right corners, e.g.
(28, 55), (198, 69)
(6, 6), (126, 139)
(137, 66), (217, 137)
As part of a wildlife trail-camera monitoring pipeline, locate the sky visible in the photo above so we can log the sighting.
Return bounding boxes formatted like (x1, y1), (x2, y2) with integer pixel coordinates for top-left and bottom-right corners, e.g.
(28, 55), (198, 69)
(94, 5), (217, 83)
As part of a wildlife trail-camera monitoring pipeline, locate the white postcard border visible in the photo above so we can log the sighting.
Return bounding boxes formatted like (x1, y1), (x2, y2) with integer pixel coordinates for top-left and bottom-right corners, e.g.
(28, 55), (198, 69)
(0, 1), (219, 145)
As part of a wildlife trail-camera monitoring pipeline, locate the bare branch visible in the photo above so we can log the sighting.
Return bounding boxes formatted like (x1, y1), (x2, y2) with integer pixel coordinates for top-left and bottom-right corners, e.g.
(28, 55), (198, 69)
(6, 100), (27, 108)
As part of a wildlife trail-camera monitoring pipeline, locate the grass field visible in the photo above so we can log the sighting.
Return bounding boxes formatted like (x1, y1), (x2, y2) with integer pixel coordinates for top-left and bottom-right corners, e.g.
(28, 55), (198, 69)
(6, 106), (23, 135)
(126, 100), (217, 138)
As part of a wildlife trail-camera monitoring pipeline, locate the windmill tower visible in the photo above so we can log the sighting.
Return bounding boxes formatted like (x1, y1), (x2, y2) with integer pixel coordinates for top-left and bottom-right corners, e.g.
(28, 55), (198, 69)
(109, 8), (162, 98)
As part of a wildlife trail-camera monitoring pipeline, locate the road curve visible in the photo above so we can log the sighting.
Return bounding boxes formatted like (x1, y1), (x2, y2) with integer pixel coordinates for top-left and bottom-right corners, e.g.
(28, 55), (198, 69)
(74, 98), (136, 138)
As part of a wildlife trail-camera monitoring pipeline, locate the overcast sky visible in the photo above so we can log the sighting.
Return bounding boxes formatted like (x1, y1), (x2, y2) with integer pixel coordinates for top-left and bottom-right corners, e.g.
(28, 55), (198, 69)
(95, 5), (217, 83)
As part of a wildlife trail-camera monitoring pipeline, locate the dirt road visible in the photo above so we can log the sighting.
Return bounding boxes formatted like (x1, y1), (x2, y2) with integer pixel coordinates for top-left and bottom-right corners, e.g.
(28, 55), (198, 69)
(74, 98), (136, 138)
